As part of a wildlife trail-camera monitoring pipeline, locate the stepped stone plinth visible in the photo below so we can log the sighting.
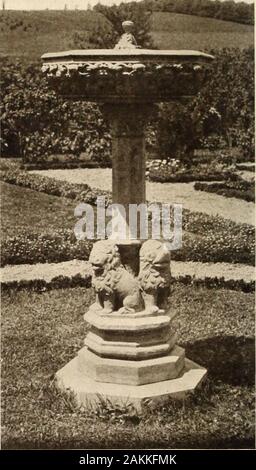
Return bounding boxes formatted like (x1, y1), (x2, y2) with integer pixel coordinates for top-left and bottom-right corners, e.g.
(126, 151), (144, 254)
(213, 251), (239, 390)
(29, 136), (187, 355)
(42, 21), (213, 410)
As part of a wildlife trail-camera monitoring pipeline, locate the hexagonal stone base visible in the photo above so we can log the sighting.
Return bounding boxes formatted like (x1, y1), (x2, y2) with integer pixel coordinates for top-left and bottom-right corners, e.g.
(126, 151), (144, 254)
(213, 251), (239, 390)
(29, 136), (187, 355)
(56, 354), (207, 411)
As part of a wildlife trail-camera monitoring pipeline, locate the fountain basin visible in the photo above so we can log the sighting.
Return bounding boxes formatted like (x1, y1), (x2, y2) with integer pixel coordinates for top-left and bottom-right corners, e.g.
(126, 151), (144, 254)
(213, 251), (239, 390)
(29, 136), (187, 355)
(41, 49), (214, 103)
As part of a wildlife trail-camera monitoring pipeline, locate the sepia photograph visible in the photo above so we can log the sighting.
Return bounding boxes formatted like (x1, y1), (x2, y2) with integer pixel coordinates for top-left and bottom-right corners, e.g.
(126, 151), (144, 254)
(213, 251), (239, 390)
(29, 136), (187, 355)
(0, 0), (255, 459)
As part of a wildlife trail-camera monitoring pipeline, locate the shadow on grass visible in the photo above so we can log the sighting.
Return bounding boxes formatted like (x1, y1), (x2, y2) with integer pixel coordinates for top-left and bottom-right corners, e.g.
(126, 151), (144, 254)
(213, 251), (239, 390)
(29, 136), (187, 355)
(182, 335), (255, 386)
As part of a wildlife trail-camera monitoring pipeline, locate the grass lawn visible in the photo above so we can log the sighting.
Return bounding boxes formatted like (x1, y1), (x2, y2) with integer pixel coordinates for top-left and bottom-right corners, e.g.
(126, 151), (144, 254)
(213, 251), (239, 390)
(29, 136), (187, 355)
(150, 12), (254, 50)
(1, 284), (254, 449)
(1, 182), (78, 239)
(0, 10), (111, 59)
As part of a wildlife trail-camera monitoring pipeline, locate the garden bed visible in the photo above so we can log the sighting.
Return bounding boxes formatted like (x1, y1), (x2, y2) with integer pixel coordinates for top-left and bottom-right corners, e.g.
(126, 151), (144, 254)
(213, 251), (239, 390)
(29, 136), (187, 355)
(194, 180), (255, 202)
(0, 163), (110, 206)
(147, 161), (239, 183)
(1, 177), (254, 266)
(1, 284), (254, 449)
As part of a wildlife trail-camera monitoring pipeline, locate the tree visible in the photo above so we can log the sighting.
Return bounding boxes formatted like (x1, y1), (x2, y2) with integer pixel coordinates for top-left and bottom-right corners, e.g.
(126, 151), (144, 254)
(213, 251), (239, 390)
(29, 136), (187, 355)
(94, 1), (154, 48)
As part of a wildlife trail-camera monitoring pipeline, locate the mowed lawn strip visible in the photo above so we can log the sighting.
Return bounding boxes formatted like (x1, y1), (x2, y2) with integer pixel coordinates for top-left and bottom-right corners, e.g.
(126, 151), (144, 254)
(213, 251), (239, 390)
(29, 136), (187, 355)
(1, 182), (77, 239)
(1, 285), (254, 449)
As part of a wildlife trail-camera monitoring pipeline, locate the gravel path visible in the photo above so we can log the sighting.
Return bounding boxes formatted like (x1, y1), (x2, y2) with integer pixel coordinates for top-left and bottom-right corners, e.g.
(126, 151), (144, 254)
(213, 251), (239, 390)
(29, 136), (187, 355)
(236, 170), (255, 182)
(31, 168), (255, 226)
(1, 260), (92, 283)
(1, 259), (254, 285)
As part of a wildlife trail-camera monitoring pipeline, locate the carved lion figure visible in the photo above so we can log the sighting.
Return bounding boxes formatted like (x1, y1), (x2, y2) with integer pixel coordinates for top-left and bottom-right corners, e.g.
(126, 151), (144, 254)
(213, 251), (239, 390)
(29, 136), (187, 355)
(89, 240), (143, 314)
(138, 240), (171, 312)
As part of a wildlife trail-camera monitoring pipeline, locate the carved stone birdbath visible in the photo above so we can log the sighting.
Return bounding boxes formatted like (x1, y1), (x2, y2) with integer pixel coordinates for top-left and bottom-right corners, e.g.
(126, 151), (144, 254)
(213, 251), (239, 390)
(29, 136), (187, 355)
(42, 22), (214, 409)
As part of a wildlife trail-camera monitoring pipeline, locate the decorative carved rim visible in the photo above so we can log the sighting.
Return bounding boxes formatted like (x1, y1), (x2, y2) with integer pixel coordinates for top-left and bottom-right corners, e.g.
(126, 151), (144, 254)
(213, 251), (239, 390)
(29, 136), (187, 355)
(42, 60), (207, 78)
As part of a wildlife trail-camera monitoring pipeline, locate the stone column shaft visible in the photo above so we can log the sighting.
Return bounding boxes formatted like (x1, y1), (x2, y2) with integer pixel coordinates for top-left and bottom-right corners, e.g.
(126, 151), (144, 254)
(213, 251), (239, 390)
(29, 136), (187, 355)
(102, 103), (154, 273)
(102, 103), (154, 210)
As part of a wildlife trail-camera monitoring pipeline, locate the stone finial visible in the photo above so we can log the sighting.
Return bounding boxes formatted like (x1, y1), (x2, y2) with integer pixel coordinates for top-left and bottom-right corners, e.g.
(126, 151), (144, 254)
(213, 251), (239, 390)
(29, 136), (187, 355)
(114, 20), (140, 50)
(122, 20), (134, 33)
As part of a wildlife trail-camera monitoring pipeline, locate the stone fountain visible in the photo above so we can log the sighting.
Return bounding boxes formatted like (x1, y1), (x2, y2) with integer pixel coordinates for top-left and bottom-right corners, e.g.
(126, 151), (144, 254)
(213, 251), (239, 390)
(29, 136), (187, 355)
(42, 21), (214, 409)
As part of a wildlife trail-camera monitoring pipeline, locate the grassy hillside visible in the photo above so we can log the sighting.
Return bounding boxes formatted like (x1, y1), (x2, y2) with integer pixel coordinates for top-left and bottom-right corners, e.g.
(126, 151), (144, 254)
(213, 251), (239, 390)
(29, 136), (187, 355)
(151, 12), (254, 51)
(0, 10), (112, 59)
(0, 9), (254, 60)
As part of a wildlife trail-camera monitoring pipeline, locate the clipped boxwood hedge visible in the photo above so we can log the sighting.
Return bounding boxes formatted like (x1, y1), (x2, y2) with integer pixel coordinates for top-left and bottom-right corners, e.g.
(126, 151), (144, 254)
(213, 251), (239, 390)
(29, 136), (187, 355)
(148, 165), (240, 183)
(0, 163), (111, 204)
(1, 273), (92, 293)
(1, 272), (254, 293)
(1, 224), (254, 267)
(1, 231), (93, 266)
(194, 180), (255, 202)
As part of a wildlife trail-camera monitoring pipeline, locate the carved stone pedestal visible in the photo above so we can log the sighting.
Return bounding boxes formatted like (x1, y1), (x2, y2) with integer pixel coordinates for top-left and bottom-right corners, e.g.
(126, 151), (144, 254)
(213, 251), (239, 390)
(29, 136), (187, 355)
(42, 21), (213, 411)
(56, 240), (207, 410)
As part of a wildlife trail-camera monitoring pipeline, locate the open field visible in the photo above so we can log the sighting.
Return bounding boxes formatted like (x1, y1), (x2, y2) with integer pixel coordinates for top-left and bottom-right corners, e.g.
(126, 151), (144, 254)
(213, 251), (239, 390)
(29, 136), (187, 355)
(0, 10), (111, 59)
(0, 10), (253, 59)
(1, 285), (254, 449)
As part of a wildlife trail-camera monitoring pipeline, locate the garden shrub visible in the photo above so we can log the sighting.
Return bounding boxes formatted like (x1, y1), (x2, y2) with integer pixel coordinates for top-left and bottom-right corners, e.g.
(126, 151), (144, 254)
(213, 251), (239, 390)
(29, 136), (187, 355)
(1, 47), (254, 167)
(151, 48), (254, 163)
(0, 58), (111, 165)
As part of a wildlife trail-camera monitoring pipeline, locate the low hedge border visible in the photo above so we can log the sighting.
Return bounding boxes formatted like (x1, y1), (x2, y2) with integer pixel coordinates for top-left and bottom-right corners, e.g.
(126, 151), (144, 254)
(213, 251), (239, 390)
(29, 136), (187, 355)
(0, 273), (92, 293)
(22, 161), (112, 171)
(172, 275), (255, 293)
(1, 231), (93, 266)
(0, 164), (112, 205)
(194, 181), (255, 203)
(148, 168), (240, 183)
(1, 162), (254, 266)
(236, 163), (255, 173)
(1, 272), (254, 293)
(1, 227), (254, 267)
